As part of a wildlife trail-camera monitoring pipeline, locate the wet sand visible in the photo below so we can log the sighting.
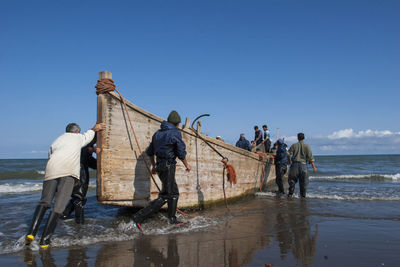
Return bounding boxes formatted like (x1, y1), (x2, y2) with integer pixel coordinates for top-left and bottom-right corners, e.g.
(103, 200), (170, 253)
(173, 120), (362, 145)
(2, 196), (399, 266)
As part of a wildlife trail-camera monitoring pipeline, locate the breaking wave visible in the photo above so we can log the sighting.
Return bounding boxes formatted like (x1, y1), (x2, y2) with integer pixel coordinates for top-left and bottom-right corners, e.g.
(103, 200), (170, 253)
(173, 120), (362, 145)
(0, 180), (96, 194)
(255, 191), (400, 201)
(0, 215), (218, 254)
(309, 173), (400, 182)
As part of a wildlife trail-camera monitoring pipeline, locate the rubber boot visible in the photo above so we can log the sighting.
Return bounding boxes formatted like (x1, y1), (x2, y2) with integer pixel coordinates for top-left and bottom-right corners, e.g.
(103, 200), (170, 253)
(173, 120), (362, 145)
(39, 211), (60, 249)
(300, 187), (306, 198)
(74, 202), (84, 224)
(60, 200), (74, 220)
(168, 197), (183, 225)
(26, 205), (48, 245)
(288, 185), (295, 197)
(132, 197), (166, 230)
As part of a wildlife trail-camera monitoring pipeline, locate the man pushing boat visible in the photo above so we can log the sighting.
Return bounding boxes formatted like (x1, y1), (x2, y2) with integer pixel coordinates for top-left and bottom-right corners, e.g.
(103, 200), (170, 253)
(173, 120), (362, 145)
(26, 122), (105, 249)
(133, 110), (191, 229)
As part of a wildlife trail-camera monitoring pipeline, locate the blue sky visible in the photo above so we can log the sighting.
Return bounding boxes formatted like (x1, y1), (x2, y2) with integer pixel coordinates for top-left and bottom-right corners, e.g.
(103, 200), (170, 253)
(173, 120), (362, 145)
(0, 0), (399, 158)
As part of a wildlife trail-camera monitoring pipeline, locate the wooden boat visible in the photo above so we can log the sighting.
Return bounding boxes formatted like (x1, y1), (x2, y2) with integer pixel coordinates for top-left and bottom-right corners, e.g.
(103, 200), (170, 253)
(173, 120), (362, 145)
(96, 71), (276, 208)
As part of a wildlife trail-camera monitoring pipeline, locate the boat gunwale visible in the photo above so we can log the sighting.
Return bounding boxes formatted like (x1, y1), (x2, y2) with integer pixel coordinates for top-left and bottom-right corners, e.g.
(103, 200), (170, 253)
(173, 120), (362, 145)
(104, 91), (266, 163)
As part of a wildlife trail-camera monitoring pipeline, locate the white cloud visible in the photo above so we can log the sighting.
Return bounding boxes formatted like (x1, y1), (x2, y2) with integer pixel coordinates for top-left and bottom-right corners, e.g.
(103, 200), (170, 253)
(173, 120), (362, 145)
(283, 128), (400, 155)
(328, 128), (397, 139)
(320, 145), (333, 151)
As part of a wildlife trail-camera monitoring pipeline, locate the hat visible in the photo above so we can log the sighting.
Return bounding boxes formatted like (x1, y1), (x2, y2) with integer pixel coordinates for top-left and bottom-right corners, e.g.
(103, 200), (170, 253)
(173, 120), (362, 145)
(167, 110), (181, 124)
(277, 138), (284, 144)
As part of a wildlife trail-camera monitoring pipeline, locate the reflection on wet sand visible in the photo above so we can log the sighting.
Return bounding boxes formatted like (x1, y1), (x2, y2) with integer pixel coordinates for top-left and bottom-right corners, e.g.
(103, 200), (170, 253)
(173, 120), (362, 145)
(274, 199), (319, 267)
(24, 248), (57, 267)
(94, 211), (275, 267)
(21, 198), (319, 267)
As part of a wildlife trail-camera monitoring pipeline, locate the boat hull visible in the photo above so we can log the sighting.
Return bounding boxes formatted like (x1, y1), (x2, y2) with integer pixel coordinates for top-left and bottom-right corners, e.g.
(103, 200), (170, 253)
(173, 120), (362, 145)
(97, 91), (275, 208)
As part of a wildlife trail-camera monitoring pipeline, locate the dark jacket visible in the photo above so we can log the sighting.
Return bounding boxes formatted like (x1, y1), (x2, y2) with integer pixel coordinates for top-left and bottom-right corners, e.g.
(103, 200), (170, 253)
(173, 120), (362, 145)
(146, 121), (186, 163)
(275, 143), (288, 166)
(254, 129), (263, 145)
(236, 136), (252, 151)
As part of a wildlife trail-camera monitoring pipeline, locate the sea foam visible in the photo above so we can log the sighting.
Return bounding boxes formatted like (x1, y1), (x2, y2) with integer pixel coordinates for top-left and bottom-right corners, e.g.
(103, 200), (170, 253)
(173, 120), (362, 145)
(0, 182), (42, 194)
(309, 173), (400, 182)
(0, 215), (219, 254)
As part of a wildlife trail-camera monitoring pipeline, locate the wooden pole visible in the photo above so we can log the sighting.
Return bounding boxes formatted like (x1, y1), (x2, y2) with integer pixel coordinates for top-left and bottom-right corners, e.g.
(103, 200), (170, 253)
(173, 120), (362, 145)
(99, 70), (112, 80)
(276, 128), (279, 139)
(96, 71), (112, 201)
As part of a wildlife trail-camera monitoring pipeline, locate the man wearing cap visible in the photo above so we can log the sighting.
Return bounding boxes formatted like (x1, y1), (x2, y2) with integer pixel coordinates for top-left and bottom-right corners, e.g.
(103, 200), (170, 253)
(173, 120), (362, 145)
(274, 139), (288, 195)
(288, 133), (317, 198)
(133, 110), (191, 229)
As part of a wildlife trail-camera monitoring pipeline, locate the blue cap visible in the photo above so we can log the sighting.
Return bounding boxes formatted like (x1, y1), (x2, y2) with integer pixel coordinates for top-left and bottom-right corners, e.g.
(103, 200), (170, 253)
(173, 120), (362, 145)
(277, 138), (284, 144)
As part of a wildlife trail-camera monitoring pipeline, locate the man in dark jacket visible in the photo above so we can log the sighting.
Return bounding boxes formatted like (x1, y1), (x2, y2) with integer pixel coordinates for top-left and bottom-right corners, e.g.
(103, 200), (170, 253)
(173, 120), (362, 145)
(274, 139), (288, 195)
(61, 136), (98, 224)
(235, 134), (252, 151)
(133, 110), (191, 229)
(252, 126), (263, 151)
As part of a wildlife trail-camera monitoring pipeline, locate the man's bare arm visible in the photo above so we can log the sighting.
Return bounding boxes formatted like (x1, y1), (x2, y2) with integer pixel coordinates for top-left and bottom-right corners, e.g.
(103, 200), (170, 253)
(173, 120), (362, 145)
(311, 161), (317, 173)
(181, 158), (191, 172)
(92, 123), (106, 132)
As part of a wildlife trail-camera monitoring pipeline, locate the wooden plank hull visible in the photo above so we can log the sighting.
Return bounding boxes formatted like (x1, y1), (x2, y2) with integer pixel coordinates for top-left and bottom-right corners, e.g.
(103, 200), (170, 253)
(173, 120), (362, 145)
(97, 91), (275, 208)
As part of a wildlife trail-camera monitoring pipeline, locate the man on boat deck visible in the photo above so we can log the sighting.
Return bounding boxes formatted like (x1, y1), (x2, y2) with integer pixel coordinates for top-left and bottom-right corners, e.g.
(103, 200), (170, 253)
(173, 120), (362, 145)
(252, 126), (263, 151)
(262, 125), (271, 153)
(133, 110), (191, 229)
(26, 122), (105, 249)
(236, 133), (252, 151)
(288, 133), (317, 198)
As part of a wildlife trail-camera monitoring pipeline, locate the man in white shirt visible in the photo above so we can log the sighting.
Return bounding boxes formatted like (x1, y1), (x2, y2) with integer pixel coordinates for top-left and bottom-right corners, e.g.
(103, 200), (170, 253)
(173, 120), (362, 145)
(26, 122), (105, 249)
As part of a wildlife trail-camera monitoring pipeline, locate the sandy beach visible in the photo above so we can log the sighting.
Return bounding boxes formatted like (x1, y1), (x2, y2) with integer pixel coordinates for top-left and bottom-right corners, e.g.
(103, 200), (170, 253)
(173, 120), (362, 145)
(1, 195), (399, 266)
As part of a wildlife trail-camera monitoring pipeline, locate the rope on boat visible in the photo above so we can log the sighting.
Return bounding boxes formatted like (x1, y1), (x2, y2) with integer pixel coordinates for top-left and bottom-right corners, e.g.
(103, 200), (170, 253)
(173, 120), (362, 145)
(96, 79), (197, 218)
(190, 116), (237, 211)
(96, 79), (243, 216)
(255, 152), (275, 191)
(96, 78), (162, 191)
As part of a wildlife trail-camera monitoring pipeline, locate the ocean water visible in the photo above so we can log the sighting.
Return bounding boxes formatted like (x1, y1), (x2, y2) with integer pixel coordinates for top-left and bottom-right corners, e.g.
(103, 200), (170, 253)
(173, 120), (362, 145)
(0, 155), (399, 265)
(260, 154), (400, 201)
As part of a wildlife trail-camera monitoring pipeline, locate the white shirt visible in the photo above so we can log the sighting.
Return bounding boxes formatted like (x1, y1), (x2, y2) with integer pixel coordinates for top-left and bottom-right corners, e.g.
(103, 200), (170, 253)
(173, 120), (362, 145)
(44, 130), (95, 181)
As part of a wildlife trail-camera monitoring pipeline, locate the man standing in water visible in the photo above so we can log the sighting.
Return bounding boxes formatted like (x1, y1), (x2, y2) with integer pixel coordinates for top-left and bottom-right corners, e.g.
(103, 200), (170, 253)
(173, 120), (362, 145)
(288, 133), (317, 198)
(274, 139), (288, 195)
(26, 122), (105, 249)
(61, 136), (99, 224)
(133, 110), (191, 229)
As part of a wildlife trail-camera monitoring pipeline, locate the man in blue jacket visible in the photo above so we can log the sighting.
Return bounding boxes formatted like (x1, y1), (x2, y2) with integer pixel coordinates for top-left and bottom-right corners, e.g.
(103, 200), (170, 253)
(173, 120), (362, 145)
(274, 139), (288, 195)
(133, 110), (191, 229)
(235, 134), (252, 151)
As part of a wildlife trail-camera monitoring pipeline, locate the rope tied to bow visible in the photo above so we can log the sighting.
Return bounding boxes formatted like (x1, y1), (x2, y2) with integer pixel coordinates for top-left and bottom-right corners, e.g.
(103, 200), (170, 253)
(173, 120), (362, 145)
(95, 78), (116, 95)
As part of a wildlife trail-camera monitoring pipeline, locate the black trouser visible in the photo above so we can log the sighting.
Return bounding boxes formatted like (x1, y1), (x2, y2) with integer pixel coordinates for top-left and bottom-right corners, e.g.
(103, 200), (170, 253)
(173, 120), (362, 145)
(62, 165), (90, 223)
(288, 162), (309, 197)
(275, 164), (287, 193)
(71, 166), (90, 206)
(264, 139), (271, 153)
(133, 161), (179, 223)
(157, 161), (179, 200)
